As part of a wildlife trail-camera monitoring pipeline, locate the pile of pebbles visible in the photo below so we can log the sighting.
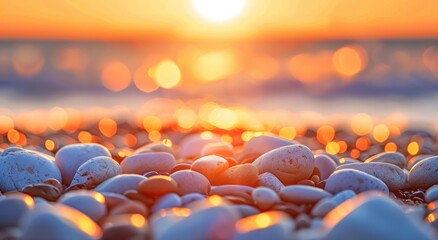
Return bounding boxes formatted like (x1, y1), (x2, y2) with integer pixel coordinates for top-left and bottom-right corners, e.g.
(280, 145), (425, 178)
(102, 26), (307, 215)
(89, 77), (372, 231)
(0, 134), (438, 239)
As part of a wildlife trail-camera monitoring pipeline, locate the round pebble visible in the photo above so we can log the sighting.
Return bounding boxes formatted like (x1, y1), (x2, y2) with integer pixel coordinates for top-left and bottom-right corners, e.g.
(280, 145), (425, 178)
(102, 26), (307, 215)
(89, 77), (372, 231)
(0, 193), (34, 229)
(58, 190), (107, 222)
(138, 175), (177, 197)
(95, 174), (147, 194)
(121, 152), (176, 175)
(55, 143), (110, 185)
(364, 152), (406, 169)
(252, 187), (280, 210)
(279, 185), (332, 204)
(170, 170), (211, 195)
(239, 135), (294, 163)
(425, 185), (438, 203)
(0, 148), (62, 192)
(325, 169), (389, 194)
(409, 156), (438, 189)
(337, 162), (407, 191)
(151, 193), (182, 213)
(252, 144), (315, 185)
(218, 164), (258, 186)
(314, 154), (337, 180)
(70, 156), (121, 189)
(191, 155), (229, 184)
(258, 172), (285, 193)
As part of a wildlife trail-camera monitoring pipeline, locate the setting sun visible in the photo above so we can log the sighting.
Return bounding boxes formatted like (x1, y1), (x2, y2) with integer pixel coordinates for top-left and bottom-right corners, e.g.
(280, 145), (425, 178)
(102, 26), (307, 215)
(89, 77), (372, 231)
(192, 0), (246, 22)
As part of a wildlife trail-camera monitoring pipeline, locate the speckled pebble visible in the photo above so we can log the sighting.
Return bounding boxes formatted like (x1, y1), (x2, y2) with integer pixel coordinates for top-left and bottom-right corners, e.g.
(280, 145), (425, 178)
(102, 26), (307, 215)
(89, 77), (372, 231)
(70, 156), (121, 189)
(365, 152), (406, 169)
(409, 156), (438, 189)
(325, 169), (389, 194)
(55, 143), (110, 185)
(337, 162), (407, 191)
(0, 148), (62, 192)
(253, 144), (315, 185)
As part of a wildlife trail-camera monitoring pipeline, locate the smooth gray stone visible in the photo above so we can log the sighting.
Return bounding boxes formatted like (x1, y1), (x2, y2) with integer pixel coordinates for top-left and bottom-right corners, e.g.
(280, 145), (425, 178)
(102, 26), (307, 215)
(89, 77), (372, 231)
(325, 169), (389, 194)
(95, 174), (147, 194)
(151, 193), (182, 213)
(0, 148), (61, 192)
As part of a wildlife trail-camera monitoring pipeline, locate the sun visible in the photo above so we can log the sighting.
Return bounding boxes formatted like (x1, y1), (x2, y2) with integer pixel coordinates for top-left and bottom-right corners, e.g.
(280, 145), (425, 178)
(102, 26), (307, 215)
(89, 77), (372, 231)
(192, 0), (246, 22)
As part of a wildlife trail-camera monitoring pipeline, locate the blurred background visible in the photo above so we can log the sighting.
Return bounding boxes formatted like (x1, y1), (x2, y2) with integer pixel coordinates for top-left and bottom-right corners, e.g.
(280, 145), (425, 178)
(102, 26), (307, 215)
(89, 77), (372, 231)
(1, 0), (438, 153)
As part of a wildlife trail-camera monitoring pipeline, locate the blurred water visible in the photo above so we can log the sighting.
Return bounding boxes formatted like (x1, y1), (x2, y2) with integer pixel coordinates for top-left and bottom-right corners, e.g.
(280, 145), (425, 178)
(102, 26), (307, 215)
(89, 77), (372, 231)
(0, 39), (438, 127)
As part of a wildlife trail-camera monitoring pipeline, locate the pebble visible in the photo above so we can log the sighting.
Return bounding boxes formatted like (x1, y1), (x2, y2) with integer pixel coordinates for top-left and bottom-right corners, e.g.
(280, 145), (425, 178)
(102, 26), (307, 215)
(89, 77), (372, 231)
(231, 204), (260, 218)
(0, 147), (62, 192)
(325, 169), (389, 194)
(20, 203), (102, 240)
(311, 190), (356, 217)
(252, 144), (315, 185)
(58, 190), (107, 222)
(170, 170), (211, 195)
(100, 192), (129, 210)
(239, 135), (294, 163)
(279, 185), (332, 204)
(252, 187), (280, 210)
(151, 193), (183, 213)
(218, 164), (259, 186)
(210, 185), (254, 202)
(137, 175), (177, 197)
(314, 154), (337, 180)
(323, 193), (434, 240)
(101, 214), (148, 240)
(171, 163), (191, 173)
(234, 211), (295, 240)
(121, 152), (176, 175)
(425, 185), (438, 203)
(109, 200), (148, 216)
(337, 162), (407, 191)
(201, 142), (234, 158)
(70, 156), (121, 189)
(191, 155), (229, 184)
(55, 143), (111, 185)
(95, 174), (147, 194)
(155, 202), (238, 240)
(0, 193), (34, 229)
(364, 152), (406, 169)
(407, 155), (433, 170)
(258, 172), (285, 193)
(21, 183), (62, 201)
(409, 156), (438, 189)
(181, 193), (206, 206)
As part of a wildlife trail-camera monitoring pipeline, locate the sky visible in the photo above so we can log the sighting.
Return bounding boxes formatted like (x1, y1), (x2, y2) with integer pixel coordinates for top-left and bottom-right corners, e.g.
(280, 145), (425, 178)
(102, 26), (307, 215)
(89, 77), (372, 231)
(1, 0), (438, 40)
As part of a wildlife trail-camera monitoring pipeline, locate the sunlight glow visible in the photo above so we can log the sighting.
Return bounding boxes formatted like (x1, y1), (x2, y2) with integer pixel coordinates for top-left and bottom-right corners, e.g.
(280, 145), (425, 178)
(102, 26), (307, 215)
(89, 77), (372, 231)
(192, 0), (246, 22)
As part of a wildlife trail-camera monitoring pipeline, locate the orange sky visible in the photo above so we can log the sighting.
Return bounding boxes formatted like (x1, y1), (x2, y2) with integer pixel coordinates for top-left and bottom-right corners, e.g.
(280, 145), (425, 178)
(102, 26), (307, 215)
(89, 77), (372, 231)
(1, 0), (438, 40)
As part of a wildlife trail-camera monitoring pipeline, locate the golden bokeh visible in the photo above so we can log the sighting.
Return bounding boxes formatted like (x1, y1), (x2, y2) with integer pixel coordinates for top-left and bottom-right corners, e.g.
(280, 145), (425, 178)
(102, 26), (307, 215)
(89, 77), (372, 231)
(134, 64), (159, 93)
(317, 125), (335, 145)
(130, 214), (146, 228)
(326, 141), (340, 155)
(194, 51), (237, 82)
(333, 45), (367, 78)
(154, 59), (181, 89)
(407, 141), (419, 155)
(372, 124), (390, 143)
(351, 113), (373, 136)
(98, 118), (117, 138)
(101, 61), (131, 92)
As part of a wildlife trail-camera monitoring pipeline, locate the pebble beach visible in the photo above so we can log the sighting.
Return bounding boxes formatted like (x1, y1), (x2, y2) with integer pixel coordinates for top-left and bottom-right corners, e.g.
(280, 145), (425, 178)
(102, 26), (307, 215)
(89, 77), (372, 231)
(1, 117), (438, 240)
